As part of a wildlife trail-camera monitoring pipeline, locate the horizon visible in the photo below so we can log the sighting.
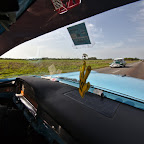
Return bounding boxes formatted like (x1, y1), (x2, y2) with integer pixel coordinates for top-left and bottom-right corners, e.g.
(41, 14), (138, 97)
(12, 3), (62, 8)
(0, 57), (141, 60)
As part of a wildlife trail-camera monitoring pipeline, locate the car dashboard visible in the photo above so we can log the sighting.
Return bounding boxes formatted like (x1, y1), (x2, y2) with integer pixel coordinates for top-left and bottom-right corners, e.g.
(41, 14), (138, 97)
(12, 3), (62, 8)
(0, 76), (142, 144)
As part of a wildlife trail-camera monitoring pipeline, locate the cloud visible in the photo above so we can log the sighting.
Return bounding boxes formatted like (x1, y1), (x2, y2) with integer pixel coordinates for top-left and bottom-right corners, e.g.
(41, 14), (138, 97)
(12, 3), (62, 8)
(141, 0), (144, 6)
(127, 38), (137, 43)
(95, 41), (124, 50)
(85, 22), (104, 45)
(132, 8), (144, 23)
(37, 27), (69, 43)
(131, 1), (144, 23)
(136, 26), (144, 33)
(127, 1), (144, 43)
(87, 23), (94, 28)
(113, 7), (124, 12)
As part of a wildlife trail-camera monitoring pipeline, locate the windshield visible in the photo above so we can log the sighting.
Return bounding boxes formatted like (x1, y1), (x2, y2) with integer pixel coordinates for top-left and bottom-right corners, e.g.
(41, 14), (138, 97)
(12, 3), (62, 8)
(0, 1), (144, 80)
(114, 60), (121, 64)
(113, 59), (123, 64)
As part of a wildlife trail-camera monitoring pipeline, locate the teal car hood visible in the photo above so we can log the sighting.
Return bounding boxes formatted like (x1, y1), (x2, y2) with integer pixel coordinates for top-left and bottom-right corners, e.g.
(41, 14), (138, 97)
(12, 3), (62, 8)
(43, 71), (144, 110)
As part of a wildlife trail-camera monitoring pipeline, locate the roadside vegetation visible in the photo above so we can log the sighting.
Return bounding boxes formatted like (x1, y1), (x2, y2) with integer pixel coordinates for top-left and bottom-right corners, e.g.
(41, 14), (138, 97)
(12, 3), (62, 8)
(0, 58), (139, 79)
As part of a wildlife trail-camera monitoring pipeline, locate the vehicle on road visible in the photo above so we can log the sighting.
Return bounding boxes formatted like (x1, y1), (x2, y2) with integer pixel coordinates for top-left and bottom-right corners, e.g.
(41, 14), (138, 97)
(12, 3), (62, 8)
(110, 58), (126, 68)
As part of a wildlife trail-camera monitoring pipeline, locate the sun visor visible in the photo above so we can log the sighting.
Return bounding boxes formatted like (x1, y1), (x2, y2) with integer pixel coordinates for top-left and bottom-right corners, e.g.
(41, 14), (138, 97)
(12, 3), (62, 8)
(0, 0), (35, 35)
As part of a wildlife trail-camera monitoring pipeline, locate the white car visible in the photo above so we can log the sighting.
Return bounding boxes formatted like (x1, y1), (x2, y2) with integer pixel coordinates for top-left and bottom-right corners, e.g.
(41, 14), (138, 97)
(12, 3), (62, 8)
(110, 58), (126, 68)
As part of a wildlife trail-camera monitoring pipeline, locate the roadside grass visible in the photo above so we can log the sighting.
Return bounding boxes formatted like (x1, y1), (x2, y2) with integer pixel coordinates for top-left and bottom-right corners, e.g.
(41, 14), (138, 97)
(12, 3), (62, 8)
(0, 59), (138, 79)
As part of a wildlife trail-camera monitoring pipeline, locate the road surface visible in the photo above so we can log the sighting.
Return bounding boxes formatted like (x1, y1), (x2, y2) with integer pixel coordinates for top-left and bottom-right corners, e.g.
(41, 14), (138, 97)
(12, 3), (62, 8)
(94, 61), (144, 80)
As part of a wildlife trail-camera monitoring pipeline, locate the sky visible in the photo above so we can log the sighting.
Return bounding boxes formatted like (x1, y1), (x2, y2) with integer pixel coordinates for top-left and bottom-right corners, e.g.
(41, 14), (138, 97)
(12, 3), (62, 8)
(1, 1), (144, 59)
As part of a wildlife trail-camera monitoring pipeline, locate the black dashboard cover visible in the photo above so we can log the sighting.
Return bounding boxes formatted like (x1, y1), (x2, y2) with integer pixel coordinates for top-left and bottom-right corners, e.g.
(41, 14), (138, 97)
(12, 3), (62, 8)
(17, 76), (144, 144)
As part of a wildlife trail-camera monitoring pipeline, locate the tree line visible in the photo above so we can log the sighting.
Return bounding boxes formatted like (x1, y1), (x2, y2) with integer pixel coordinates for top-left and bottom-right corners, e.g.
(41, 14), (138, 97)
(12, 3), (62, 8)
(0, 57), (140, 60)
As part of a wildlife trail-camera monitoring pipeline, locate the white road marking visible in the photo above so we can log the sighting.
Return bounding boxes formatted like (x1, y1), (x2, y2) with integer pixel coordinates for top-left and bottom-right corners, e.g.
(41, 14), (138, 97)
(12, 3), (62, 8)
(112, 70), (120, 73)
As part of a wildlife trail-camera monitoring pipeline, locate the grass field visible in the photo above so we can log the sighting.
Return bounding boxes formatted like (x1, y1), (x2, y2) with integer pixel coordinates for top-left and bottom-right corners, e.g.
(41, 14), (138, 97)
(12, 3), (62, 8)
(0, 59), (137, 79)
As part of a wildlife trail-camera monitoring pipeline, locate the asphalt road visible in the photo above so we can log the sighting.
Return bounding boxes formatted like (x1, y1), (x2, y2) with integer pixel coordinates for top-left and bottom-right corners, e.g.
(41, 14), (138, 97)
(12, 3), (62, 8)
(94, 61), (144, 80)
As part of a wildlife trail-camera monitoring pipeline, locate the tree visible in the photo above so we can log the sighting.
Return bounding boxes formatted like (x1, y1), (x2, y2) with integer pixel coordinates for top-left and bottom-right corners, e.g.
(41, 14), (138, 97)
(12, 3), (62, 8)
(82, 53), (88, 59)
(88, 57), (97, 60)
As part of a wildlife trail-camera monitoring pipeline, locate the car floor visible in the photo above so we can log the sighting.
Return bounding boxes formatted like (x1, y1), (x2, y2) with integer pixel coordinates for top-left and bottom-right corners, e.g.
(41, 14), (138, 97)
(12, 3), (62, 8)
(0, 98), (48, 144)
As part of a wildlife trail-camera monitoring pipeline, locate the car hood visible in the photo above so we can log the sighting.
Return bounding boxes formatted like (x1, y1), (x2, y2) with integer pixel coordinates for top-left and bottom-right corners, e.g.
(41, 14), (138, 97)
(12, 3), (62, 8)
(42, 71), (144, 110)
